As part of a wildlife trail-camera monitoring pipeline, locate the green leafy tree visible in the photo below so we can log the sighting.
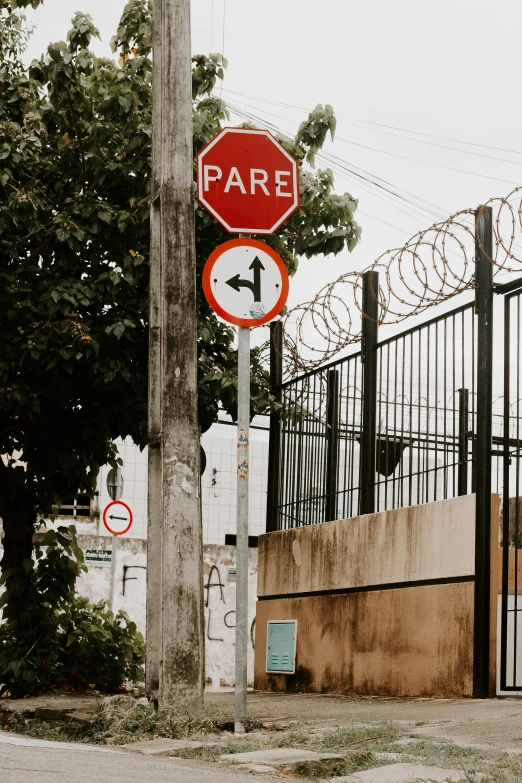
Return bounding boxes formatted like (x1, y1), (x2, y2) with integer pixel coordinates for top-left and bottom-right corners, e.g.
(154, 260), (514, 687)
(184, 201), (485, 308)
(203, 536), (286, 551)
(0, 0), (360, 689)
(0, 524), (144, 696)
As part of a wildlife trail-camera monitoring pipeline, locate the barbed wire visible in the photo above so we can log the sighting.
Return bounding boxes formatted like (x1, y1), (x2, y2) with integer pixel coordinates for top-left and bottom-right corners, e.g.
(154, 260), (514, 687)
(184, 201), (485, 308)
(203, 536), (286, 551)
(270, 185), (522, 377)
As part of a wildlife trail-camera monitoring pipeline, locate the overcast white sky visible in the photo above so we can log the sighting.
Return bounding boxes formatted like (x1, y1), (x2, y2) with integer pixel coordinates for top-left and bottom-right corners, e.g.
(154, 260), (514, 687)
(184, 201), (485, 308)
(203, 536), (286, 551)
(22, 0), (522, 332)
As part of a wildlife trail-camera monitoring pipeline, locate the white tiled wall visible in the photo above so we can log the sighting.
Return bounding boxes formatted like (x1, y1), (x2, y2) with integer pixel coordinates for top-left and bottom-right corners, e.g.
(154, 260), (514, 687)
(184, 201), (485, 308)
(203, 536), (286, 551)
(95, 422), (269, 545)
(201, 423), (269, 544)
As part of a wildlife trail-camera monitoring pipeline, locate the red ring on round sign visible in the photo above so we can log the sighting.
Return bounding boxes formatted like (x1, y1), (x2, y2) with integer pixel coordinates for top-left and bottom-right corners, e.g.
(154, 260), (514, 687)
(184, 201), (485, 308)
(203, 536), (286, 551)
(103, 500), (133, 536)
(202, 239), (289, 328)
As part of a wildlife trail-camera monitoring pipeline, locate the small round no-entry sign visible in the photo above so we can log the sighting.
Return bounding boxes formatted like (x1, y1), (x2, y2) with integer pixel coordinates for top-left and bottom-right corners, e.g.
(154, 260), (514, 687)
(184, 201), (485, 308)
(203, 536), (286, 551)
(202, 239), (289, 327)
(103, 500), (133, 536)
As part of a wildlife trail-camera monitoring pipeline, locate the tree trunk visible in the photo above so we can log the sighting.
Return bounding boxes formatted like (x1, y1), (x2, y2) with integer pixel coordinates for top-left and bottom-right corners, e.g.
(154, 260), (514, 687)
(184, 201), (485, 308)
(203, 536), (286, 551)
(1, 507), (36, 577)
(0, 494), (37, 625)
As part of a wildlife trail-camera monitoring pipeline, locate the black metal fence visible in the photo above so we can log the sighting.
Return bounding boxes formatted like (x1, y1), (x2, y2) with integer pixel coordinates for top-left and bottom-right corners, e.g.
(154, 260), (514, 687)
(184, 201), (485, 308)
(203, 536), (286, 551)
(500, 285), (522, 691)
(374, 301), (477, 512)
(265, 207), (496, 697)
(275, 351), (363, 529)
(264, 205), (522, 696)
(267, 288), (479, 531)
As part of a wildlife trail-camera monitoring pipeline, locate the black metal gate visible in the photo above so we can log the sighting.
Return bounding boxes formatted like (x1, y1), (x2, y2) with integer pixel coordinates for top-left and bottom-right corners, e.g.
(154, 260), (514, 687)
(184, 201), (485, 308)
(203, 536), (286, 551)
(500, 284), (522, 690)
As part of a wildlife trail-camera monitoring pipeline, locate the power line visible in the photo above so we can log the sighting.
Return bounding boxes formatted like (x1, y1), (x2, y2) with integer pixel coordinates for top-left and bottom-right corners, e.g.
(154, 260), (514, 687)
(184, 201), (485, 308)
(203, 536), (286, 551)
(217, 95), (522, 262)
(224, 101), (416, 228)
(222, 95), (522, 259)
(334, 136), (520, 184)
(229, 102), (517, 267)
(224, 100), (463, 241)
(223, 99), (452, 225)
(224, 94), (519, 188)
(347, 117), (522, 158)
(221, 87), (522, 159)
(347, 122), (522, 169)
(225, 101), (471, 252)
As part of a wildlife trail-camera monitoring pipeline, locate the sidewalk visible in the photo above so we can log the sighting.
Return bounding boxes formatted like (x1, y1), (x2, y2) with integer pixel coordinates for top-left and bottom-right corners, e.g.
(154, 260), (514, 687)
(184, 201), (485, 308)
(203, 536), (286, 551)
(207, 692), (522, 753)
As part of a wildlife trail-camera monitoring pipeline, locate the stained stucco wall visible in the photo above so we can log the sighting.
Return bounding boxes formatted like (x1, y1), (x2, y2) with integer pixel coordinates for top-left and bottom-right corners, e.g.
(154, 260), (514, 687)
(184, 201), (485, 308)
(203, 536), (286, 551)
(255, 495), (482, 697)
(256, 584), (474, 697)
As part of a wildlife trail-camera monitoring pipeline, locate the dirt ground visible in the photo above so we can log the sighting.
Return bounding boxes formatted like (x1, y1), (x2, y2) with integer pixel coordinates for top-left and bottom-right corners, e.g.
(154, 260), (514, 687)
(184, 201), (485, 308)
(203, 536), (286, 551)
(207, 692), (522, 754)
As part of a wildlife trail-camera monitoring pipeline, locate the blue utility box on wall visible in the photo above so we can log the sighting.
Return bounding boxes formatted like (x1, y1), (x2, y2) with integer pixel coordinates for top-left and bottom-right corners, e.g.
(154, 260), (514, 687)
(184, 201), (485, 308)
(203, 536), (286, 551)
(266, 620), (297, 673)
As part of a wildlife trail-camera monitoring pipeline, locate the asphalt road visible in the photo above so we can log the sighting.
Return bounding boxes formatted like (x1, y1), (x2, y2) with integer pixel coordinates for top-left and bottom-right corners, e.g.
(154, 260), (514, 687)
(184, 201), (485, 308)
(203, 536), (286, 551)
(0, 733), (273, 783)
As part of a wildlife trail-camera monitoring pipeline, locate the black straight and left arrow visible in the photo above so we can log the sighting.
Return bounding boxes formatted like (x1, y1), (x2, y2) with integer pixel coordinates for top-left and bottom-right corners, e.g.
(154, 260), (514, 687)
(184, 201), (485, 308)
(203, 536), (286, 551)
(225, 256), (265, 301)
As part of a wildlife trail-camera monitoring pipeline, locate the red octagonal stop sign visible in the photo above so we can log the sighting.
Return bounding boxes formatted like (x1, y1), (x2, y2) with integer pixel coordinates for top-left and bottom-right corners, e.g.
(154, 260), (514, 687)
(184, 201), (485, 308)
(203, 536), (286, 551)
(197, 127), (300, 235)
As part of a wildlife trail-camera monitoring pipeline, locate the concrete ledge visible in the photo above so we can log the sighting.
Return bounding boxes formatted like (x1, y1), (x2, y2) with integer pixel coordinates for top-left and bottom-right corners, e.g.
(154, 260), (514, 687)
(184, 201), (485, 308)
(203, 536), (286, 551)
(258, 495), (476, 598)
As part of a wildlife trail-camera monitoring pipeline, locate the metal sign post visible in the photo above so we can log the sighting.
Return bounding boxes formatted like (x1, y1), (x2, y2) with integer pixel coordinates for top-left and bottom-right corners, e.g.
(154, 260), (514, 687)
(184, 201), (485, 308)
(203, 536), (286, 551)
(104, 468), (130, 611)
(201, 237), (289, 732)
(109, 535), (118, 609)
(107, 467), (122, 609)
(235, 325), (250, 732)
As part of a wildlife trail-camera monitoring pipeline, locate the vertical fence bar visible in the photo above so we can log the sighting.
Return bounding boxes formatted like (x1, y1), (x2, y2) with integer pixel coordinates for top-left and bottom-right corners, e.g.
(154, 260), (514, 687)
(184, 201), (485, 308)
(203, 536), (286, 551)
(280, 385), (289, 529)
(325, 370), (340, 522)
(474, 204), (494, 698)
(360, 271), (379, 515)
(266, 320), (283, 533)
(501, 295), (511, 690)
(384, 343), (390, 508)
(458, 388), (469, 496)
(514, 297), (521, 686)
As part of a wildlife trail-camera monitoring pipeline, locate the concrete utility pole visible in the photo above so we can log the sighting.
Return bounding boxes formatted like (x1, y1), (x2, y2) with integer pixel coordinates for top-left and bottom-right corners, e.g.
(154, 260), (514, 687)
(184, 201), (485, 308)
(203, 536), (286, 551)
(146, 0), (204, 706)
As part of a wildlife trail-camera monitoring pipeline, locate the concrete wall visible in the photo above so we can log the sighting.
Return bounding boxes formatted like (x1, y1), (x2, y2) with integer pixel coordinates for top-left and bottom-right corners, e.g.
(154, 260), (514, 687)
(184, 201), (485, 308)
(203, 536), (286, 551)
(256, 583), (474, 697)
(202, 545), (257, 689)
(255, 495), (481, 697)
(258, 495), (476, 597)
(74, 535), (257, 689)
(76, 535), (148, 633)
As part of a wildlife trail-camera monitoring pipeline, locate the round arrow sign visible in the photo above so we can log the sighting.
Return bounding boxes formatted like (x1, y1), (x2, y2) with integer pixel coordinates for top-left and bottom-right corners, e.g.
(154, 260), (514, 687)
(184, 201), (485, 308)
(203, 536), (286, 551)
(202, 239), (289, 327)
(103, 500), (133, 536)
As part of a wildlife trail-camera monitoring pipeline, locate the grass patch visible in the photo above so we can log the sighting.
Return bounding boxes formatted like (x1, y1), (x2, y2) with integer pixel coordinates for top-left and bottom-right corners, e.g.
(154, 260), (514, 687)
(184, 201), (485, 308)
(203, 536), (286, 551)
(293, 753), (378, 780)
(7, 699), (254, 747)
(10, 717), (99, 744)
(388, 736), (522, 783)
(99, 699), (234, 744)
(313, 722), (404, 753)
(171, 738), (262, 761)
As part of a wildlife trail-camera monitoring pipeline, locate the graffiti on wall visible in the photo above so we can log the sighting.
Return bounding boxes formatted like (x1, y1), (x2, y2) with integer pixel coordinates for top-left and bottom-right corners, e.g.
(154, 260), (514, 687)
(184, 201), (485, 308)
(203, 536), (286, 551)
(204, 563), (256, 648)
(78, 541), (257, 689)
